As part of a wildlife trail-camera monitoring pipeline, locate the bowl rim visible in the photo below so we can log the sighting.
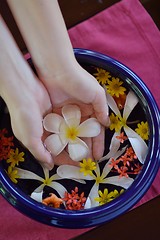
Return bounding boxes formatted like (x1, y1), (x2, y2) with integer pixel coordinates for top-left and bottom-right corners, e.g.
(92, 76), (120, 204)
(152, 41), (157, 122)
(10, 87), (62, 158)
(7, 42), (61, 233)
(0, 48), (160, 228)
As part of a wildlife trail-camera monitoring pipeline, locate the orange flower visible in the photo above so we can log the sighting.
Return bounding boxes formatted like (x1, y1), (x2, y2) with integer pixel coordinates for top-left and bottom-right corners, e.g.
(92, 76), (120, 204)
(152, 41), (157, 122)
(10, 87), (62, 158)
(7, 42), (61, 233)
(116, 132), (128, 143)
(117, 166), (129, 178)
(113, 94), (126, 110)
(42, 193), (63, 208)
(0, 129), (14, 161)
(63, 187), (86, 210)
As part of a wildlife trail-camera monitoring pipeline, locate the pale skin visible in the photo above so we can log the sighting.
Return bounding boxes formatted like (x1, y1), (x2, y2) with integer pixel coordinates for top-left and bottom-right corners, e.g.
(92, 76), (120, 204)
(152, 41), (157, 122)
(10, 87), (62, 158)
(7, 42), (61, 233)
(0, 0), (109, 170)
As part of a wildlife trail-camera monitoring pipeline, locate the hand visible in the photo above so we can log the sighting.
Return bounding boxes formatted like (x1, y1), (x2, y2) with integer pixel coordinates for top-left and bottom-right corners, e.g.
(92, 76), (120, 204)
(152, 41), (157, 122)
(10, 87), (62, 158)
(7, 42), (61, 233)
(38, 62), (109, 166)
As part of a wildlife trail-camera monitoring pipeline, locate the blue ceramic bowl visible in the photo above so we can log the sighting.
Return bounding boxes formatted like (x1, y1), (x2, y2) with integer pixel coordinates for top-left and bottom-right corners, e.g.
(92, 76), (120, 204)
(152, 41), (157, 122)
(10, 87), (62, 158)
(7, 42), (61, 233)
(0, 49), (160, 228)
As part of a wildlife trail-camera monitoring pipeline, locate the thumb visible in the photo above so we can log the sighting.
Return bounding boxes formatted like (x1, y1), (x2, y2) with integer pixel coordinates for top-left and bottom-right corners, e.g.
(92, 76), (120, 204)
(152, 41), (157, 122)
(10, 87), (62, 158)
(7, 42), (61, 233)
(92, 86), (110, 127)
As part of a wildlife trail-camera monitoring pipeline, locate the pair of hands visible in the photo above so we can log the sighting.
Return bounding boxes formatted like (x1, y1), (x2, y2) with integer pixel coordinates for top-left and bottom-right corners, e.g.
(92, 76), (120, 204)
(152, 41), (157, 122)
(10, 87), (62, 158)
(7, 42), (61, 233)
(0, 1), (109, 170)
(10, 60), (109, 169)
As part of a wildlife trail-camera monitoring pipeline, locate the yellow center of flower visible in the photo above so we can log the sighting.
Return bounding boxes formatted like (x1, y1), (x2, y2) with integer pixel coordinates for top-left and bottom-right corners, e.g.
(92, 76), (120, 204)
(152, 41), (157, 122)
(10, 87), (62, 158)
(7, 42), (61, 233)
(66, 126), (79, 141)
(95, 176), (104, 185)
(80, 158), (96, 176)
(43, 177), (52, 186)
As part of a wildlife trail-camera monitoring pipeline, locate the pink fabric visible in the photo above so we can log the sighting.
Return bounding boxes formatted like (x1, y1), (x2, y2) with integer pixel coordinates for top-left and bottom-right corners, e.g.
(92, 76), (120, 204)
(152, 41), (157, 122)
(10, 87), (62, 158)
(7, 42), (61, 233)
(0, 0), (160, 239)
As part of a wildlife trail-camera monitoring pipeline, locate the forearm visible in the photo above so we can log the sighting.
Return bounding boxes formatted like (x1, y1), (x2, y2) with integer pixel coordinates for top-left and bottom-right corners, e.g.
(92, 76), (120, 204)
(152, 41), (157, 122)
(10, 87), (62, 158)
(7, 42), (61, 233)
(0, 16), (37, 108)
(7, 0), (77, 80)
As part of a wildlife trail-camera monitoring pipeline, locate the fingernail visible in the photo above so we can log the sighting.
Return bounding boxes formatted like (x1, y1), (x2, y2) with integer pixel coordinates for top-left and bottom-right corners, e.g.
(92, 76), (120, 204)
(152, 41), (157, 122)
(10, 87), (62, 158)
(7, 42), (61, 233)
(105, 116), (110, 127)
(43, 162), (54, 171)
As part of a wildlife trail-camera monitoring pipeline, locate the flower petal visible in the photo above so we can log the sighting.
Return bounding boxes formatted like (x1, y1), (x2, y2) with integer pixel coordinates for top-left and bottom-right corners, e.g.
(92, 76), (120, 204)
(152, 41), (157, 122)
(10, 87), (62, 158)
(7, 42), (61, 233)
(44, 134), (67, 156)
(49, 181), (68, 198)
(15, 168), (44, 182)
(123, 91), (139, 119)
(77, 118), (101, 137)
(43, 113), (63, 133)
(33, 184), (45, 193)
(99, 132), (121, 162)
(31, 191), (43, 202)
(106, 92), (121, 116)
(68, 138), (89, 161)
(87, 183), (99, 208)
(124, 126), (148, 163)
(84, 197), (91, 209)
(103, 175), (134, 189)
(42, 166), (49, 180)
(62, 104), (81, 127)
(57, 165), (93, 180)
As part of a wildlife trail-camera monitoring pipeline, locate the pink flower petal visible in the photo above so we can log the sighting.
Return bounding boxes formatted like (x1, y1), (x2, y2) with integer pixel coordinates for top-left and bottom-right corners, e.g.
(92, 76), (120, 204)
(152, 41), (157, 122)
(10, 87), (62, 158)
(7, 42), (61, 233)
(43, 113), (63, 133)
(44, 134), (67, 156)
(68, 138), (89, 161)
(77, 118), (101, 137)
(62, 104), (81, 127)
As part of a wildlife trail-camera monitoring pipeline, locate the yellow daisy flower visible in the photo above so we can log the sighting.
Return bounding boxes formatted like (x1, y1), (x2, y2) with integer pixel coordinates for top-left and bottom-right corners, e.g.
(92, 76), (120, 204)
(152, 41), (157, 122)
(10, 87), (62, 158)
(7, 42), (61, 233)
(109, 113), (122, 132)
(95, 188), (124, 205)
(7, 148), (25, 167)
(135, 121), (149, 140)
(93, 68), (111, 85)
(79, 158), (96, 176)
(7, 166), (19, 184)
(106, 77), (126, 97)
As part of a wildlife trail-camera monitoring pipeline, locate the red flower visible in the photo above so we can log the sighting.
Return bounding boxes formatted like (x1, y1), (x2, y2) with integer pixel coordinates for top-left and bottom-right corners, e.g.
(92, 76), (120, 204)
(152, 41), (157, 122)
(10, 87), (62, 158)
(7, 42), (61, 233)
(0, 129), (14, 161)
(63, 187), (86, 210)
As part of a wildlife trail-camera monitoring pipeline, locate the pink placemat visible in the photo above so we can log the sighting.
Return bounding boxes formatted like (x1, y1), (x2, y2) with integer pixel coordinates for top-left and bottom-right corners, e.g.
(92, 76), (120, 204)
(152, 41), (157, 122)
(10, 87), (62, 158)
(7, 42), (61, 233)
(0, 0), (160, 239)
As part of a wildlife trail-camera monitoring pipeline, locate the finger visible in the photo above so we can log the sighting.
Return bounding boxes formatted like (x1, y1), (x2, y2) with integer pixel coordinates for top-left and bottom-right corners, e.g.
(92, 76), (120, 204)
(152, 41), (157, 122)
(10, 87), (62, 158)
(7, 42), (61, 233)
(81, 137), (93, 160)
(92, 86), (110, 127)
(27, 139), (54, 170)
(54, 150), (80, 166)
(92, 125), (105, 160)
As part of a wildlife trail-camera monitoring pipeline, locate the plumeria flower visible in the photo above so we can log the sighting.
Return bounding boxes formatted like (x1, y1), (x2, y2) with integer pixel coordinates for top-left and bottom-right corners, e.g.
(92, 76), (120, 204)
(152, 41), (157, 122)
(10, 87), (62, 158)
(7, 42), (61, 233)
(57, 149), (134, 208)
(43, 105), (101, 161)
(106, 91), (148, 164)
(14, 165), (68, 202)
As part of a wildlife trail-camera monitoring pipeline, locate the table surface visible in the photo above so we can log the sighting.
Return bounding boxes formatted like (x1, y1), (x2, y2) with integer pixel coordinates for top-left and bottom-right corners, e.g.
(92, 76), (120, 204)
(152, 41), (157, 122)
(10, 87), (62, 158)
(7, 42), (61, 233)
(72, 195), (160, 240)
(0, 1), (160, 239)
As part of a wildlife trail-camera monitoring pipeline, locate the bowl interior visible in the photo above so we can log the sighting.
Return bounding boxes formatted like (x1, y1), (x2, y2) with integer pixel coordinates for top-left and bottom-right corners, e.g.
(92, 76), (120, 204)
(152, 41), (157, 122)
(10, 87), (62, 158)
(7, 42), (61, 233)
(0, 49), (159, 228)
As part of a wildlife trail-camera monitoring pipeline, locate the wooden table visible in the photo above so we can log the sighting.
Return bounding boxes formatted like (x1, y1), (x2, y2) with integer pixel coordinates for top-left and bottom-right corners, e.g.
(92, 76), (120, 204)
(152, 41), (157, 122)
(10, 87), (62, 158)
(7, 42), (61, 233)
(72, 195), (160, 240)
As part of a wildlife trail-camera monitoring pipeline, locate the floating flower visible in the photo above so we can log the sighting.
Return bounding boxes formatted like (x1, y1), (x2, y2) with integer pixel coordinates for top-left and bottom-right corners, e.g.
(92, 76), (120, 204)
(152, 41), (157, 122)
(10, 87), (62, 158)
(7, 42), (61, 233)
(42, 193), (63, 208)
(7, 166), (19, 184)
(116, 132), (128, 143)
(15, 165), (68, 202)
(43, 105), (101, 161)
(0, 128), (14, 161)
(63, 187), (86, 210)
(113, 94), (126, 110)
(57, 149), (134, 208)
(106, 77), (126, 97)
(135, 121), (149, 140)
(95, 188), (124, 205)
(93, 68), (111, 84)
(109, 113), (122, 132)
(79, 158), (96, 176)
(106, 91), (148, 163)
(7, 148), (25, 167)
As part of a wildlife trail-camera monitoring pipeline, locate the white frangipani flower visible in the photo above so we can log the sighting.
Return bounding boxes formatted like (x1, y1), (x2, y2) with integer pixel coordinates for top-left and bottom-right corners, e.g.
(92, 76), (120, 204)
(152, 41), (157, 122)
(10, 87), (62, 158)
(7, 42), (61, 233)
(15, 166), (67, 202)
(106, 91), (148, 163)
(43, 105), (101, 161)
(57, 149), (134, 208)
